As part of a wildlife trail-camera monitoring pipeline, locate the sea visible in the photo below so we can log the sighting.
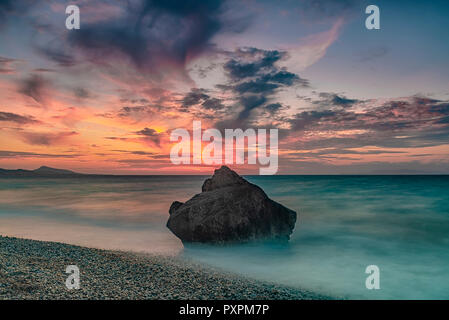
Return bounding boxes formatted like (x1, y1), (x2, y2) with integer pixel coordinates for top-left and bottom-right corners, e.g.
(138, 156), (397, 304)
(0, 175), (448, 299)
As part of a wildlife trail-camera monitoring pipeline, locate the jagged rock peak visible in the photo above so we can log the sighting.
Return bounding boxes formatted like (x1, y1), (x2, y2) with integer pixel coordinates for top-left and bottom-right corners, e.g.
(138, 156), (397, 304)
(202, 166), (248, 192)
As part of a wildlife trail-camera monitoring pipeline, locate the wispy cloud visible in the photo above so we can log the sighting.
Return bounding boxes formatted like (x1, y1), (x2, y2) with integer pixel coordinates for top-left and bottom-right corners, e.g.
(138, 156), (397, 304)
(287, 97), (449, 150)
(0, 111), (40, 124)
(19, 131), (78, 146)
(280, 18), (344, 72)
(0, 150), (80, 158)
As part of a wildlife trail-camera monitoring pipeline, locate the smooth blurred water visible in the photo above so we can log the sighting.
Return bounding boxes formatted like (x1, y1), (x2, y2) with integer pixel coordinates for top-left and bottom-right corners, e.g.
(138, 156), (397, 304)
(1, 175), (448, 299)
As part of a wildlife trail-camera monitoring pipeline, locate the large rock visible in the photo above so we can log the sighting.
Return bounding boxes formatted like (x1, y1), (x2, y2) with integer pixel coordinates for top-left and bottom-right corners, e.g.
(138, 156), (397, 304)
(166, 166), (297, 244)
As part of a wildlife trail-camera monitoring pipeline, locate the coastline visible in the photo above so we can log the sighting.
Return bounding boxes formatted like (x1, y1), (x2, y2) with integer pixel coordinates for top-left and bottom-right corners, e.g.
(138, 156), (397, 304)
(0, 235), (329, 300)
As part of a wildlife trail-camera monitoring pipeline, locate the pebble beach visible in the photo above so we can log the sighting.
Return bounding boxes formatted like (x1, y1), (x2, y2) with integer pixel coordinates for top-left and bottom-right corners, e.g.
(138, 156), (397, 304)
(0, 235), (327, 300)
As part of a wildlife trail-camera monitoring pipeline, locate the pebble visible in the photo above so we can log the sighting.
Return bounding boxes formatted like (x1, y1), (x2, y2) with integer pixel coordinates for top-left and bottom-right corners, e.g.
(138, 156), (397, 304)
(0, 235), (329, 300)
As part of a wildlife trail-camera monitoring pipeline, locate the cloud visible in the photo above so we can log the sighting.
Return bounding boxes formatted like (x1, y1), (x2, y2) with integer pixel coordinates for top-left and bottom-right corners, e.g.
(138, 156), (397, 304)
(287, 148), (407, 159)
(66, 0), (240, 77)
(105, 137), (129, 141)
(201, 97), (224, 110)
(287, 96), (449, 150)
(111, 150), (156, 156)
(105, 127), (166, 148)
(181, 88), (224, 110)
(0, 0), (14, 16)
(280, 18), (344, 72)
(356, 46), (389, 62)
(313, 92), (359, 108)
(219, 47), (308, 122)
(36, 46), (77, 67)
(0, 68), (14, 74)
(182, 88), (210, 107)
(0, 111), (40, 124)
(74, 87), (90, 99)
(116, 104), (166, 120)
(236, 95), (267, 119)
(18, 74), (49, 104)
(0, 0), (33, 29)
(19, 131), (78, 146)
(263, 103), (287, 116)
(292, 97), (448, 132)
(135, 127), (158, 137)
(0, 56), (19, 74)
(0, 150), (80, 159)
(32, 68), (56, 73)
(135, 127), (162, 146)
(223, 47), (286, 80)
(171, 46), (309, 128)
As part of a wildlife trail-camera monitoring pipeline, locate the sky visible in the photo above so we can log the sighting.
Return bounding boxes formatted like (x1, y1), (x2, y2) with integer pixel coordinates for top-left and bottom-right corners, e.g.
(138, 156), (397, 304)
(1, 0), (449, 174)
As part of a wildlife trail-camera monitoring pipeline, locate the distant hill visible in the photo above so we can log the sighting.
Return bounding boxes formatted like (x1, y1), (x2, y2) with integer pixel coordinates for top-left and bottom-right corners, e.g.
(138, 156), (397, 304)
(0, 166), (82, 176)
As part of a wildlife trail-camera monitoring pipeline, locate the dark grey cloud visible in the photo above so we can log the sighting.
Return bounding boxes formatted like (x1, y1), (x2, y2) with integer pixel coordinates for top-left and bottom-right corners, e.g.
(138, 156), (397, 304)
(182, 88), (210, 107)
(182, 47), (309, 129)
(0, 0), (14, 14)
(264, 103), (285, 115)
(202, 97), (224, 110)
(262, 70), (306, 86)
(0, 111), (39, 124)
(36, 46), (76, 67)
(117, 104), (164, 118)
(119, 106), (146, 115)
(291, 109), (338, 131)
(65, 0), (242, 75)
(130, 150), (155, 156)
(181, 88), (224, 111)
(223, 48), (286, 80)
(135, 127), (158, 137)
(237, 95), (267, 120)
(111, 149), (155, 156)
(314, 92), (359, 108)
(232, 70), (306, 95)
(0, 0), (33, 29)
(18, 74), (48, 104)
(135, 127), (162, 146)
(234, 80), (279, 95)
(120, 97), (150, 104)
(74, 87), (90, 99)
(105, 137), (129, 141)
(219, 47), (309, 122)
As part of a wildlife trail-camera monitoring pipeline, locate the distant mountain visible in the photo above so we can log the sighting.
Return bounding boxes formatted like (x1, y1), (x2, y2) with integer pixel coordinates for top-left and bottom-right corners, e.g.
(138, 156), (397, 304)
(0, 166), (81, 176)
(32, 166), (77, 175)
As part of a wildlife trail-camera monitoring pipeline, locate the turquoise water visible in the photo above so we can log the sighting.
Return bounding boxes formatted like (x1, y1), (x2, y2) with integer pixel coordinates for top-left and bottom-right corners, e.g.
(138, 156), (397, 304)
(0, 175), (448, 299)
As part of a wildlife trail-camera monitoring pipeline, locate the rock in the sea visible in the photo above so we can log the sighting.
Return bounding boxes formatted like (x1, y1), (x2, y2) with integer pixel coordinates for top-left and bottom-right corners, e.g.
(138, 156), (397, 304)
(166, 166), (297, 244)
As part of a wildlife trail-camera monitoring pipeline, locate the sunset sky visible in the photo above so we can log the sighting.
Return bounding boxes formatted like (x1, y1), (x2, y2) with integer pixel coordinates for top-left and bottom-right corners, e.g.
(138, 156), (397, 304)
(1, 0), (449, 174)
